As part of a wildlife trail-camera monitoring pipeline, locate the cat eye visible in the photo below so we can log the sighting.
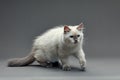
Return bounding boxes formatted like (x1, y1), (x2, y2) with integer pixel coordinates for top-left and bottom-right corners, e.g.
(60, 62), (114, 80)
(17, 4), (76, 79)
(70, 35), (74, 38)
(77, 35), (80, 37)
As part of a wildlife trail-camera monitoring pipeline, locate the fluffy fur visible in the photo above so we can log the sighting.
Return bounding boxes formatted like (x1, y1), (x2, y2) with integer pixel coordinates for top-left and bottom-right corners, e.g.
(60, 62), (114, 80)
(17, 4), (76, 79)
(8, 23), (86, 71)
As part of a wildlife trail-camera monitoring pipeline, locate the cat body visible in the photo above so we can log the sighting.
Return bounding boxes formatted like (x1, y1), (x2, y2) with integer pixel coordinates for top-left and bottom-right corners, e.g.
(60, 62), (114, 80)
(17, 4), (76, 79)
(8, 23), (86, 71)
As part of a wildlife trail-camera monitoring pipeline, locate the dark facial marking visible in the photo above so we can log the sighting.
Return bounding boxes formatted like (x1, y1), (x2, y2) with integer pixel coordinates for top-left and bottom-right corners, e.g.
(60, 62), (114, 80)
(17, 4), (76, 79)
(70, 35), (79, 44)
(73, 36), (78, 43)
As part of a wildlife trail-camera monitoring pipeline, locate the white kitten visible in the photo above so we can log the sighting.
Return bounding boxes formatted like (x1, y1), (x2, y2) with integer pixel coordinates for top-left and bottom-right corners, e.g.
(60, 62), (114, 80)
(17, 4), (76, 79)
(8, 23), (86, 71)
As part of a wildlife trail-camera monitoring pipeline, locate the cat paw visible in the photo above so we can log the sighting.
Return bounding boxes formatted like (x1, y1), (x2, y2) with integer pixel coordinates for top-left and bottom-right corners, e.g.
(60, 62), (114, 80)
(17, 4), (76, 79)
(80, 66), (86, 71)
(80, 60), (86, 71)
(62, 65), (71, 71)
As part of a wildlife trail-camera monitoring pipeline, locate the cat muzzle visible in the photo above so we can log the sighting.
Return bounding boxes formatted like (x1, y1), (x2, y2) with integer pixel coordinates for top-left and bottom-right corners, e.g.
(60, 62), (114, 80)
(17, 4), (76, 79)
(74, 40), (78, 44)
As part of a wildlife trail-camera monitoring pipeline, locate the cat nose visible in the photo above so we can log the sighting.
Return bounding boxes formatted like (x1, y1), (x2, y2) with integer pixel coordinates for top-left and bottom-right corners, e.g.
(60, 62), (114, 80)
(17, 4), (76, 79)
(74, 40), (78, 44)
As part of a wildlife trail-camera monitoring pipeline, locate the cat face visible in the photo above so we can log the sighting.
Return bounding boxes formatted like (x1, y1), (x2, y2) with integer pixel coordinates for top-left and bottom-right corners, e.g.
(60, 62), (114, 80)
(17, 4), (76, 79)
(64, 23), (84, 44)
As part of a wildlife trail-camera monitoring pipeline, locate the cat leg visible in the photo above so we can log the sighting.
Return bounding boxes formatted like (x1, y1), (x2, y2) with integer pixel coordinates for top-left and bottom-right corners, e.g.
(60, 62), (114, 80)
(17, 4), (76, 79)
(34, 50), (51, 67)
(59, 57), (71, 71)
(76, 49), (86, 71)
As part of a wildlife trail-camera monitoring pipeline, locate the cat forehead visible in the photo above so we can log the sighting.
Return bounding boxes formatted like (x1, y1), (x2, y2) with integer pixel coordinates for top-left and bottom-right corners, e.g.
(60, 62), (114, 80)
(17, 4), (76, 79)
(69, 26), (80, 35)
(67, 25), (77, 30)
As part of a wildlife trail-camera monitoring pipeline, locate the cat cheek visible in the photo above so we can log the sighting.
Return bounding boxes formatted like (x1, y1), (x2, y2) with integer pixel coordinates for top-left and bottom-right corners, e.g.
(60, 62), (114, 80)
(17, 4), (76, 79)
(64, 38), (71, 43)
(70, 39), (74, 43)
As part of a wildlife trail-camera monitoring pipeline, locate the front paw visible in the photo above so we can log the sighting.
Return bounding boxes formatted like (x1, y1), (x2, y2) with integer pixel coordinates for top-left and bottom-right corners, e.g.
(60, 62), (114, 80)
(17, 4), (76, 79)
(62, 65), (71, 71)
(80, 60), (86, 71)
(80, 66), (86, 71)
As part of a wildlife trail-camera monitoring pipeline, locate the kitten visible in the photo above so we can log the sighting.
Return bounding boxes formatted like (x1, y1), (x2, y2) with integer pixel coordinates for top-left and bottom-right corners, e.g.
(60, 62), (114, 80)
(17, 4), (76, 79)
(8, 23), (86, 71)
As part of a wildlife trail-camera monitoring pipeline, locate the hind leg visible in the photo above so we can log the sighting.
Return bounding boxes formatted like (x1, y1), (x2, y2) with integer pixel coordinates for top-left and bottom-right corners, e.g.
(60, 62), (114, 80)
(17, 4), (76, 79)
(37, 60), (53, 67)
(34, 49), (51, 67)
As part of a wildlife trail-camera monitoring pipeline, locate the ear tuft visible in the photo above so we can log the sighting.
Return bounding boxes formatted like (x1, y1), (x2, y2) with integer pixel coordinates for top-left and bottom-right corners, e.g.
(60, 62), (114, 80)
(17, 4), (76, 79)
(64, 25), (71, 34)
(77, 23), (84, 31)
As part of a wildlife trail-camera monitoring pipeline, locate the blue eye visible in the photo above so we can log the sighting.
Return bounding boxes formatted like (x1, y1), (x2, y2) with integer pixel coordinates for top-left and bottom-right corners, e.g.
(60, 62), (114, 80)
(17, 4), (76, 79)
(70, 36), (74, 38)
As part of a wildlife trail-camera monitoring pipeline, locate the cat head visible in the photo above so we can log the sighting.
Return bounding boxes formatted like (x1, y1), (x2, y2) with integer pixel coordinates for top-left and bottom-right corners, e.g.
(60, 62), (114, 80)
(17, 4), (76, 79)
(63, 23), (84, 45)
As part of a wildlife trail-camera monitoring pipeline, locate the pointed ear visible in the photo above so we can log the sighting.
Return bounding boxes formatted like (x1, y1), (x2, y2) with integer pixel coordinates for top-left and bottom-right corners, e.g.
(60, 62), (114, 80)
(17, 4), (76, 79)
(77, 23), (84, 31)
(64, 25), (71, 34)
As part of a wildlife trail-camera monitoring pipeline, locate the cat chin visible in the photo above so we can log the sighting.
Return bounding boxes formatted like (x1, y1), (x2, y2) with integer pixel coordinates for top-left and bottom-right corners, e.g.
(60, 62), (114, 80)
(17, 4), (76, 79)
(70, 41), (79, 44)
(69, 42), (79, 46)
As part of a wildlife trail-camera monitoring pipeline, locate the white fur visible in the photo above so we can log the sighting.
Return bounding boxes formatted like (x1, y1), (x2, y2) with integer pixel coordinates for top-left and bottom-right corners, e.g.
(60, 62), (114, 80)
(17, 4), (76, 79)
(33, 25), (86, 70)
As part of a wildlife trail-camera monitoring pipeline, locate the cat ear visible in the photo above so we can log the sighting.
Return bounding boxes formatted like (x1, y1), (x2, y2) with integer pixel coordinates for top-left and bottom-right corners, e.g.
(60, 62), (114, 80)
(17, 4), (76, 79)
(64, 25), (71, 34)
(77, 23), (84, 31)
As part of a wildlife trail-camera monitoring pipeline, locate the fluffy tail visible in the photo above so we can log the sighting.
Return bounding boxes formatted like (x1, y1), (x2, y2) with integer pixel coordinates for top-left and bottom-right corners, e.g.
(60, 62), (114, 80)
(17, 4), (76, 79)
(8, 52), (35, 67)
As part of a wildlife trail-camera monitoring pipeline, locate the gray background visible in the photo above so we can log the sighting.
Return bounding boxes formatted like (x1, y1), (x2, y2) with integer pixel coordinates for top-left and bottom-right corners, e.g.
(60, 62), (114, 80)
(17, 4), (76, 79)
(0, 0), (120, 80)
(0, 0), (120, 59)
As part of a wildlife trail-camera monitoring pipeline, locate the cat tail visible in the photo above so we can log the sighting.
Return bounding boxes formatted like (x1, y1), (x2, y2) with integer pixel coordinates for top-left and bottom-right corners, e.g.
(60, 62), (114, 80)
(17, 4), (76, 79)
(8, 50), (35, 67)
